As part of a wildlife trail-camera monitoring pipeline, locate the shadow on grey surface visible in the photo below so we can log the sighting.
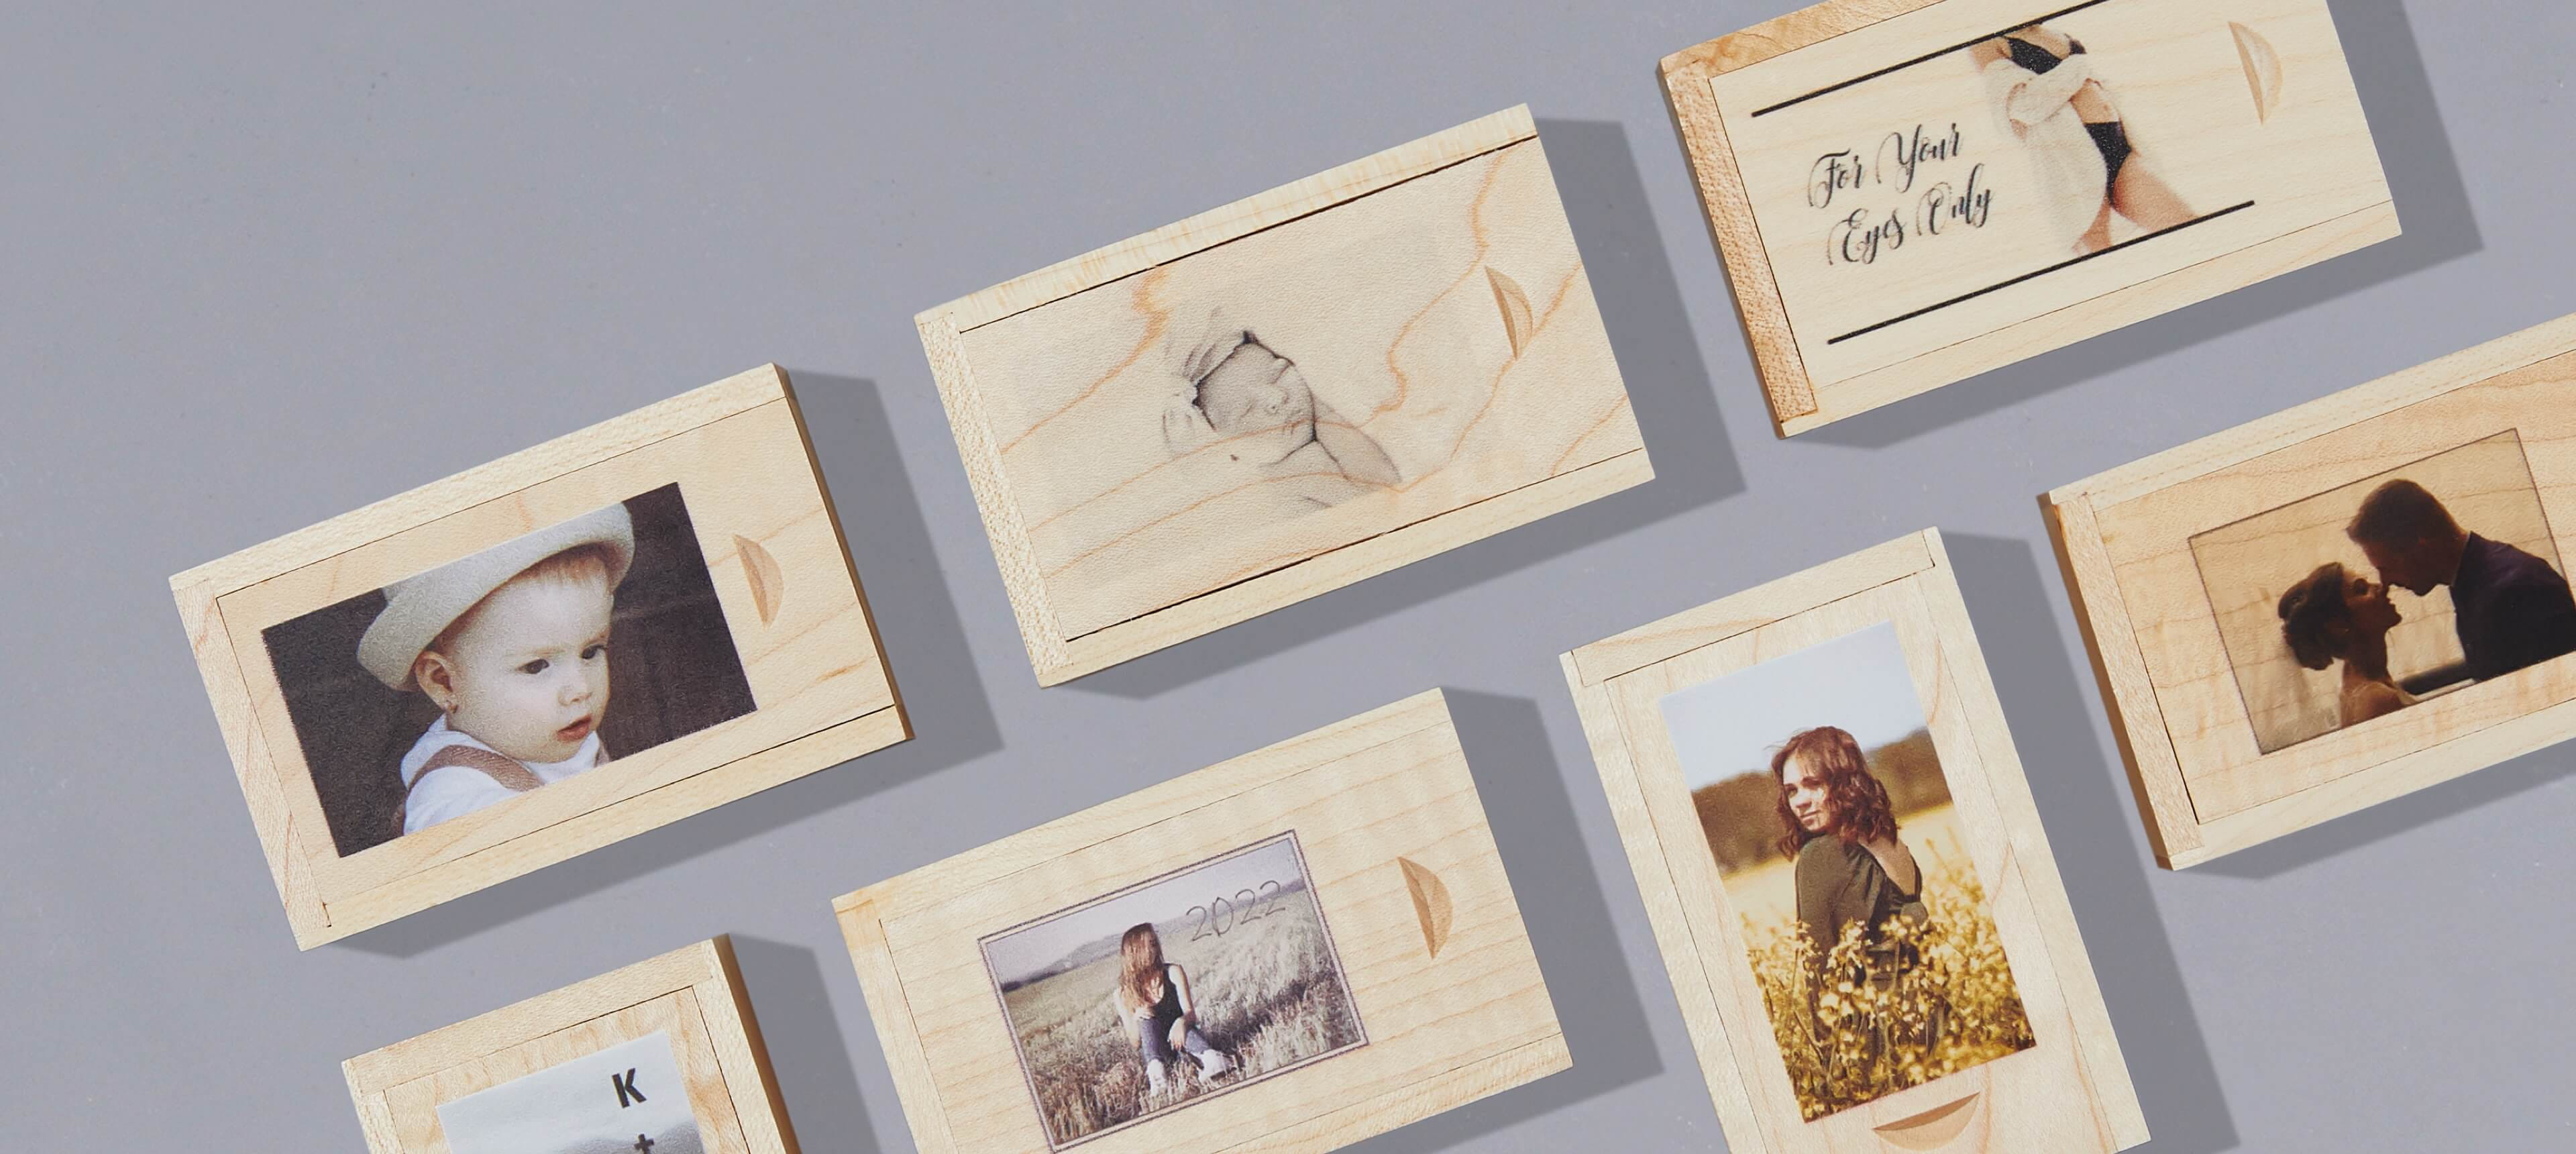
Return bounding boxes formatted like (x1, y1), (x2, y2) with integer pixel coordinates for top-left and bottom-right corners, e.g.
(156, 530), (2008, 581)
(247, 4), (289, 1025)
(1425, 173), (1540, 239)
(337, 376), (1003, 957)
(1072, 119), (1743, 697)
(1948, 535), (2237, 1154)
(1347, 690), (1666, 1153)
(1805, 0), (2479, 449)
(729, 935), (880, 1153)
(2190, 737), (2576, 881)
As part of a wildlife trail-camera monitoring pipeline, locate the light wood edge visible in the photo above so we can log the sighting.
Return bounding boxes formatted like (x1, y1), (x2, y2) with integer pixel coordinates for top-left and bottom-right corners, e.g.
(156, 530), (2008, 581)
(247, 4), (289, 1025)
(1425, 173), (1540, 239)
(702, 936), (801, 1154)
(343, 939), (782, 1154)
(2176, 696), (2576, 867)
(1659, 48), (1815, 428)
(1915, 531), (2147, 1148)
(835, 898), (961, 1154)
(303, 705), (907, 949)
(172, 366), (789, 596)
(779, 368), (912, 751)
(832, 689), (1455, 919)
(1783, 203), (2402, 437)
(1568, 530), (1935, 687)
(1221, 1033), (1570, 1153)
(1657, 0), (1938, 433)
(2049, 312), (2576, 511)
(1560, 653), (1774, 1149)
(924, 107), (1540, 335)
(1033, 447), (1655, 685)
(175, 579), (327, 935)
(2039, 493), (2204, 868)
(918, 310), (1073, 675)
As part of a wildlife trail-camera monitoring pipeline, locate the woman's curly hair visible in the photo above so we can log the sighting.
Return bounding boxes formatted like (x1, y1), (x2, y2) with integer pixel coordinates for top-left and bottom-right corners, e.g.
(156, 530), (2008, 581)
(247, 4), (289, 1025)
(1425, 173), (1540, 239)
(2277, 562), (2355, 671)
(1771, 725), (1900, 861)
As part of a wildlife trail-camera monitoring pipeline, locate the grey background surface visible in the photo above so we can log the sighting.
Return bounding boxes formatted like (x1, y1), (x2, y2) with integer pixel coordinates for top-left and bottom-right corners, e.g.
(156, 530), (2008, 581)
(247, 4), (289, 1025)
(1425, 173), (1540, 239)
(5, 2), (2569, 1149)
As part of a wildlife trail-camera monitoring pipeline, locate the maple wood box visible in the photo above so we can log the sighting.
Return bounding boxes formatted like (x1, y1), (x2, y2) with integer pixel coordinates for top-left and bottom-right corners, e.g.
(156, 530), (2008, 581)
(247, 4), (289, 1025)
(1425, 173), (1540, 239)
(1663, 0), (2395, 435)
(172, 366), (906, 947)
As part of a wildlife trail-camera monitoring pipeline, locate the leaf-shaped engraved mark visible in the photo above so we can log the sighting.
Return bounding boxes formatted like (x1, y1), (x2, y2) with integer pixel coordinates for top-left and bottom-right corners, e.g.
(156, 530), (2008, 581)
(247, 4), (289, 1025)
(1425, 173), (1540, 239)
(1485, 265), (1534, 358)
(735, 534), (784, 625)
(1397, 856), (1453, 959)
(1872, 1092), (1980, 1150)
(2231, 22), (2283, 123)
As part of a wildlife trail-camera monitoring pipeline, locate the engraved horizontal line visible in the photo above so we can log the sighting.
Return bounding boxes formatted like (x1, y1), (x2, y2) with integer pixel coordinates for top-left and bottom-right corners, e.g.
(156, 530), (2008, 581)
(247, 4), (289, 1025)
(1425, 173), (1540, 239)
(1748, 0), (2123, 118)
(1826, 199), (2257, 345)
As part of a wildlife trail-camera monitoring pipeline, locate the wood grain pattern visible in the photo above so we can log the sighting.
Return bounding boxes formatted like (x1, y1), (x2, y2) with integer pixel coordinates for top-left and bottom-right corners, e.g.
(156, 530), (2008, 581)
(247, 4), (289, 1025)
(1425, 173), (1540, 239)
(922, 108), (1648, 683)
(1564, 529), (2145, 1152)
(1661, 0), (2394, 436)
(343, 938), (798, 1154)
(833, 690), (1568, 1154)
(172, 368), (908, 947)
(2046, 313), (2576, 866)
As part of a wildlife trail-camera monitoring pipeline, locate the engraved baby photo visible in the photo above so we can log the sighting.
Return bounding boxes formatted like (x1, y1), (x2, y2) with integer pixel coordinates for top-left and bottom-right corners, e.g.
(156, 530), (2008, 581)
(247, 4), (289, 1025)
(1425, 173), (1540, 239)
(952, 131), (1634, 637)
(2190, 431), (2576, 753)
(435, 1031), (706, 1154)
(979, 833), (1366, 1150)
(1660, 623), (2035, 1120)
(260, 484), (756, 856)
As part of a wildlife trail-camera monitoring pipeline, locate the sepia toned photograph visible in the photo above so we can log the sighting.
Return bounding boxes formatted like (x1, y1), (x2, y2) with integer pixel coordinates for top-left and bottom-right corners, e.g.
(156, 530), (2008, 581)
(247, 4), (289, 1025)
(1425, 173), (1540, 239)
(979, 833), (1367, 1150)
(260, 484), (757, 856)
(1660, 623), (2036, 1120)
(435, 1031), (706, 1154)
(2190, 431), (2576, 753)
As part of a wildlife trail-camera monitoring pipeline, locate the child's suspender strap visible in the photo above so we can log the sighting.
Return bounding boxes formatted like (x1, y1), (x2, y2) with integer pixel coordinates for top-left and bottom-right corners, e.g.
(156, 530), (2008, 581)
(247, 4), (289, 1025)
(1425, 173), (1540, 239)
(407, 745), (546, 798)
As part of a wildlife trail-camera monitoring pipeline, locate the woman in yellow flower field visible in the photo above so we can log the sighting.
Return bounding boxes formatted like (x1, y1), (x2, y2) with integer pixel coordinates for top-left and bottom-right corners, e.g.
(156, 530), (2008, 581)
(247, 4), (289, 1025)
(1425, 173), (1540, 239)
(1770, 727), (1939, 1077)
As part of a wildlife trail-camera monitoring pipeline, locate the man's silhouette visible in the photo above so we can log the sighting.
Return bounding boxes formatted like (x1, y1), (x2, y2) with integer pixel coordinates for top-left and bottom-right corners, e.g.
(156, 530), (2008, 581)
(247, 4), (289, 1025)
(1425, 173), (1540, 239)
(2347, 478), (2576, 692)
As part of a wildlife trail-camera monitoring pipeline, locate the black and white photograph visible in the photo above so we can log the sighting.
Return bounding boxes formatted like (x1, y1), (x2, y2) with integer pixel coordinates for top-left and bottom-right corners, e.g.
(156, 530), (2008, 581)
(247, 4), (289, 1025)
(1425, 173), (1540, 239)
(260, 484), (757, 855)
(979, 833), (1367, 1149)
(435, 1031), (706, 1154)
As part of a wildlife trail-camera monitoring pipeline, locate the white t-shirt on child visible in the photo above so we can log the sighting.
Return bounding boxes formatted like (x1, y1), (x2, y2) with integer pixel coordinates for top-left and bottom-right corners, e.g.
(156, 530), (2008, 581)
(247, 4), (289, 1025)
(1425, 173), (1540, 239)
(398, 716), (608, 835)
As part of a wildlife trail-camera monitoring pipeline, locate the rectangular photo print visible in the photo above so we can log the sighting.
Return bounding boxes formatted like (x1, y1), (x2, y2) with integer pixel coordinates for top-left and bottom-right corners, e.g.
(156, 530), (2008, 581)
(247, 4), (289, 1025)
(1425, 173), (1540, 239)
(2191, 431), (2575, 753)
(978, 832), (1367, 1150)
(436, 1032), (706, 1154)
(259, 483), (757, 857)
(1658, 622), (2035, 1120)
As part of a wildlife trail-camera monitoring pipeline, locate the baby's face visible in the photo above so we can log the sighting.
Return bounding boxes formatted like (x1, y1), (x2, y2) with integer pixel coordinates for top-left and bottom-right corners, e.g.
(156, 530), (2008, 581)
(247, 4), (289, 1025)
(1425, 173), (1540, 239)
(430, 571), (614, 764)
(1196, 340), (1317, 464)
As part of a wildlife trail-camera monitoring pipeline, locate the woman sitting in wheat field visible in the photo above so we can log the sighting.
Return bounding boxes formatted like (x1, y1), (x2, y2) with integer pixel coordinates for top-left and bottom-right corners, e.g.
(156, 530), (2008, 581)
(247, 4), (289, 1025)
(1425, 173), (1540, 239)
(1115, 923), (1233, 1100)
(1774, 727), (1928, 986)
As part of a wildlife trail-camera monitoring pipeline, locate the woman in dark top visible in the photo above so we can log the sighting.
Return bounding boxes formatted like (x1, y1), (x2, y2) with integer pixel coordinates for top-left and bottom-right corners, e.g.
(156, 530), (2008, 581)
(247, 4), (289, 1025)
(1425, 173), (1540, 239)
(1115, 923), (1232, 1100)
(1774, 727), (1926, 979)
(1970, 23), (2194, 254)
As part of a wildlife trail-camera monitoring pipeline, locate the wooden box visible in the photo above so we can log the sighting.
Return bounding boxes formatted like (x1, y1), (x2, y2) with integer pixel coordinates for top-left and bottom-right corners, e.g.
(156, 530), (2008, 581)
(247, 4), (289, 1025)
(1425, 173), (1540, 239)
(1662, 0), (2396, 435)
(918, 106), (1650, 684)
(2045, 314), (2576, 867)
(343, 937), (796, 1153)
(1563, 530), (2143, 1151)
(833, 690), (1567, 1153)
(172, 366), (907, 947)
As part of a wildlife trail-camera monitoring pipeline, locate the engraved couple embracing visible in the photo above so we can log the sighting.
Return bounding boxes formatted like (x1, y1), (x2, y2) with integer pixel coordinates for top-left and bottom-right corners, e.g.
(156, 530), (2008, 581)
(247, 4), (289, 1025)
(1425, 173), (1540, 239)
(2277, 479), (2576, 730)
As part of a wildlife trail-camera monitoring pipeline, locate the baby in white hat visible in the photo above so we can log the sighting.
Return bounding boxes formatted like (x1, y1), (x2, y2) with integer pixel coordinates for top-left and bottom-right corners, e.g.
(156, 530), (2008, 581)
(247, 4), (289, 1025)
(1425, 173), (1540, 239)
(358, 504), (636, 837)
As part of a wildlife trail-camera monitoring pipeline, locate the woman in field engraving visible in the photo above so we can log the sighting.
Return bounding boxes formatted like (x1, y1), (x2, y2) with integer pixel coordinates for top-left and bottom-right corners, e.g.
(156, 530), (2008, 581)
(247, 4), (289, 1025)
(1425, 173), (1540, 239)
(1116, 923), (1233, 1100)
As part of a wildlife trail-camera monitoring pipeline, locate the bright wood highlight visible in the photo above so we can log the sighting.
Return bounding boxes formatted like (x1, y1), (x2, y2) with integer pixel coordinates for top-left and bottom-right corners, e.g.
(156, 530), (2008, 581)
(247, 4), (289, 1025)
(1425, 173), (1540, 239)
(171, 366), (908, 947)
(833, 690), (1568, 1154)
(921, 107), (1648, 683)
(1563, 529), (2145, 1151)
(343, 937), (799, 1154)
(1662, 0), (2394, 435)
(2045, 313), (2576, 867)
